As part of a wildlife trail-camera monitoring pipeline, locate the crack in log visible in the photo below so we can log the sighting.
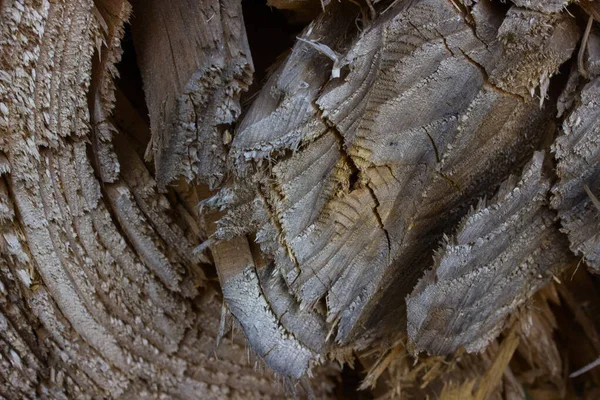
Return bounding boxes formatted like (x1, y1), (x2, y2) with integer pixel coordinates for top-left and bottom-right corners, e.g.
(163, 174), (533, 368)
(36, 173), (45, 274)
(457, 46), (523, 100)
(327, 121), (392, 277)
(256, 185), (301, 269)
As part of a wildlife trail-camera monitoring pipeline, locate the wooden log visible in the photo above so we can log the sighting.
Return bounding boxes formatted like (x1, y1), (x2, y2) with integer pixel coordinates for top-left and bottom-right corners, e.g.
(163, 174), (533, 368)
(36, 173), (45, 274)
(4, 0), (600, 397)
(0, 0), (334, 397)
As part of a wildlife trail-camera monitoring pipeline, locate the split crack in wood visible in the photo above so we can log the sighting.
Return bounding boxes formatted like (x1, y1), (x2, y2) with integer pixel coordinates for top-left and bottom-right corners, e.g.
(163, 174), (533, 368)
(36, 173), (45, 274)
(207, 0), (584, 379)
(5, 0), (600, 396)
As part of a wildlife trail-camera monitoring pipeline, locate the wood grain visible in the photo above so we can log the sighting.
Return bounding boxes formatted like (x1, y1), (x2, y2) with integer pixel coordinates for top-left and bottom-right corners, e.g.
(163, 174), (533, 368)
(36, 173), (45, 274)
(0, 0), (334, 397)
(210, 0), (580, 376)
(407, 152), (572, 355)
(552, 76), (600, 273)
(131, 0), (254, 190)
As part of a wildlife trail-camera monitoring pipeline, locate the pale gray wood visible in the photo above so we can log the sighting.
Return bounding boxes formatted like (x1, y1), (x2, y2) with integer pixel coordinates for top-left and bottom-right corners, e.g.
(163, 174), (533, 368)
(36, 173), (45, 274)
(407, 152), (572, 355)
(131, 0), (254, 190)
(210, 0), (581, 376)
(510, 0), (570, 13)
(552, 76), (600, 273)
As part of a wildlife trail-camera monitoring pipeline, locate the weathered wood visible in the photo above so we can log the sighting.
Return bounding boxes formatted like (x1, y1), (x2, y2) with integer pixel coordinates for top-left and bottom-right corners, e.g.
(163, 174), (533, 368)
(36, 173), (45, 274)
(510, 0), (570, 14)
(4, 0), (600, 397)
(552, 75), (600, 273)
(229, 1), (356, 173)
(131, 0), (254, 190)
(0, 0), (334, 398)
(210, 233), (321, 379)
(211, 0), (580, 377)
(407, 152), (572, 355)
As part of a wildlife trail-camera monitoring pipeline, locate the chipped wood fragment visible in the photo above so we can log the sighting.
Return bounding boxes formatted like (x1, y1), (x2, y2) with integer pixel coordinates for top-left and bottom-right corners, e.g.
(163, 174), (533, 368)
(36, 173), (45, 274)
(131, 0), (254, 190)
(510, 0), (570, 14)
(552, 77), (600, 273)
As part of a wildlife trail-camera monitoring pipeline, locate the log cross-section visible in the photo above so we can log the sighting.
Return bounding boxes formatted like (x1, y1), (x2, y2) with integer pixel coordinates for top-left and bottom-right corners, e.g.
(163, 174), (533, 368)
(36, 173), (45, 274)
(209, 0), (580, 378)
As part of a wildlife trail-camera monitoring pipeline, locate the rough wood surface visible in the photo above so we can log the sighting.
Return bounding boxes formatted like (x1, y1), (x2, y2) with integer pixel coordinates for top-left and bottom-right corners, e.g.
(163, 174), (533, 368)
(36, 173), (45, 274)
(4, 0), (600, 398)
(0, 0), (333, 398)
(131, 0), (254, 190)
(552, 75), (600, 273)
(210, 0), (580, 377)
(407, 152), (572, 355)
(510, 0), (570, 14)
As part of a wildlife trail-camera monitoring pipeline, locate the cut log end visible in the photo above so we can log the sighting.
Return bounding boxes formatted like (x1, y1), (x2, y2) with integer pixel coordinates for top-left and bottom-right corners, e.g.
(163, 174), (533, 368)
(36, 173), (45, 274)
(4, 0), (600, 397)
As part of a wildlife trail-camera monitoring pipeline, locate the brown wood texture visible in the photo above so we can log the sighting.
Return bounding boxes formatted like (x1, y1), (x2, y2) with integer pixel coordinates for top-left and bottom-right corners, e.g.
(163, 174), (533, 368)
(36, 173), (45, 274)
(3, 0), (600, 398)
(0, 0), (332, 398)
